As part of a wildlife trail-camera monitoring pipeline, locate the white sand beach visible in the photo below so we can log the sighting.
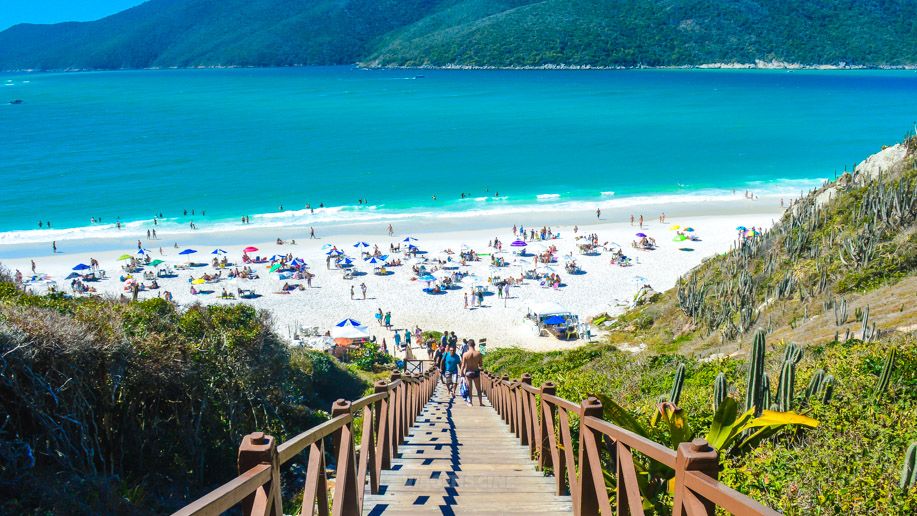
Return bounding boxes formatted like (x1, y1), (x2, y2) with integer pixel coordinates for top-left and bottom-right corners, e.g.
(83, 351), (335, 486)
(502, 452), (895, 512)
(1, 198), (782, 352)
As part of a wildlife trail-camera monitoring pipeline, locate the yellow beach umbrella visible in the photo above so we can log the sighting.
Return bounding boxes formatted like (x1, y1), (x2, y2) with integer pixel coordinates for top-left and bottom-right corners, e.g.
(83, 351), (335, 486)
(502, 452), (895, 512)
(192, 278), (205, 285)
(670, 225), (681, 231)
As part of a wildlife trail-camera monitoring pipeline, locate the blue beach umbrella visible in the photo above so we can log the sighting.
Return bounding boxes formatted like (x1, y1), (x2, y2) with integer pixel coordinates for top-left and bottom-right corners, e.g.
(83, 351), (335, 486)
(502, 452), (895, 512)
(65, 272), (80, 280)
(418, 274), (436, 282)
(353, 241), (370, 248)
(179, 249), (197, 255)
(72, 263), (91, 271)
(136, 248), (150, 255)
(291, 258), (306, 268)
(326, 249), (344, 256)
(211, 249), (228, 255)
(365, 256), (385, 264)
(736, 226), (747, 231)
(510, 240), (527, 247)
(403, 237), (418, 242)
(635, 233), (647, 238)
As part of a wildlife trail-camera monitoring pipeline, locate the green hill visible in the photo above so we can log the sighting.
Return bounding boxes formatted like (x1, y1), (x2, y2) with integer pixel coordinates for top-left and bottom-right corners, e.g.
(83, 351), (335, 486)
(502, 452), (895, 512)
(2, 0), (917, 70)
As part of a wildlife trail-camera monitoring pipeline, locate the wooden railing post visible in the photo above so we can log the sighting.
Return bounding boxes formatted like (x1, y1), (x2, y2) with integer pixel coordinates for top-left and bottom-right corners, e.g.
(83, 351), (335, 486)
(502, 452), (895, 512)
(538, 382), (556, 473)
(520, 374), (534, 451)
(374, 380), (392, 471)
(501, 375), (510, 423)
(576, 397), (605, 516)
(673, 439), (719, 516)
(330, 400), (359, 516)
(237, 432), (282, 516)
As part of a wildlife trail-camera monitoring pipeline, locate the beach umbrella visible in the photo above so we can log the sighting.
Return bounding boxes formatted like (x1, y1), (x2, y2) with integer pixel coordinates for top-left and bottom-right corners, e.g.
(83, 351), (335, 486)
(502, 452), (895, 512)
(403, 237), (418, 242)
(65, 272), (80, 280)
(291, 258), (306, 268)
(321, 243), (334, 250)
(684, 227), (695, 232)
(72, 263), (91, 271)
(635, 233), (647, 238)
(418, 274), (436, 282)
(136, 248), (150, 255)
(326, 249), (343, 256)
(365, 256), (385, 265)
(192, 278), (205, 285)
(243, 246), (258, 253)
(736, 226), (747, 231)
(179, 249), (197, 255)
(148, 259), (164, 267)
(117, 254), (133, 261)
(269, 254), (284, 261)
(673, 234), (688, 242)
(335, 318), (363, 327)
(212, 249), (228, 255)
(510, 240), (527, 247)
(670, 225), (681, 231)
(269, 263), (282, 273)
(353, 241), (370, 248)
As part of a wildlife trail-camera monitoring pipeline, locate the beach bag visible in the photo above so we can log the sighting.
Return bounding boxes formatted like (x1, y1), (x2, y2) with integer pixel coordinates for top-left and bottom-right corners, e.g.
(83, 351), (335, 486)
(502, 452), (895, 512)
(459, 377), (469, 399)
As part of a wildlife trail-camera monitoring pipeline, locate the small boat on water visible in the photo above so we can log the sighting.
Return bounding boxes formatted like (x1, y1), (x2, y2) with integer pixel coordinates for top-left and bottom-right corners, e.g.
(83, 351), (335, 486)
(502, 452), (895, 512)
(8, 99), (23, 104)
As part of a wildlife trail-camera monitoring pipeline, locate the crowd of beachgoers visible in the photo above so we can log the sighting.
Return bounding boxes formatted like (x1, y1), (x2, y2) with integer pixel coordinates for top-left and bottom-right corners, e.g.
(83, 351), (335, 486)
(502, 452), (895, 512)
(3, 196), (782, 350)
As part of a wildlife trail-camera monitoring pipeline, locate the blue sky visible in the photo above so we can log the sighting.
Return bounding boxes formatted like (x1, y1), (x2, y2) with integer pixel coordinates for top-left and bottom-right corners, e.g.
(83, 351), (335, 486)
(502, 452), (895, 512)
(2, 1), (143, 31)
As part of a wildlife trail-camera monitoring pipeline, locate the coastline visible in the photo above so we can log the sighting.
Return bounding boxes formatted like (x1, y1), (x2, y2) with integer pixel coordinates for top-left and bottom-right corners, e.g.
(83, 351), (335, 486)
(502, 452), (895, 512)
(3, 61), (917, 74)
(1, 196), (783, 351)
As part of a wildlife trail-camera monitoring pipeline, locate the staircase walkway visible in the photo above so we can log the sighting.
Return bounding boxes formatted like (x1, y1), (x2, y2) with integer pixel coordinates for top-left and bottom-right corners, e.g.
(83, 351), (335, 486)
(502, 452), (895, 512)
(363, 383), (573, 515)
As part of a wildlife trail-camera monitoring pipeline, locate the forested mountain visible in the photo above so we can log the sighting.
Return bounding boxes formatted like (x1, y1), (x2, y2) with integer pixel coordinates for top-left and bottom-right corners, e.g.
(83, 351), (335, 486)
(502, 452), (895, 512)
(1, 0), (916, 70)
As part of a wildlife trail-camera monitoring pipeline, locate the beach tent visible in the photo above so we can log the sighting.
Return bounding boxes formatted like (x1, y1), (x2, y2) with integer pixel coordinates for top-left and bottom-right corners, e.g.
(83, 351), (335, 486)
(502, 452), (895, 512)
(243, 246), (258, 253)
(72, 263), (91, 271)
(544, 315), (567, 325)
(331, 319), (370, 339)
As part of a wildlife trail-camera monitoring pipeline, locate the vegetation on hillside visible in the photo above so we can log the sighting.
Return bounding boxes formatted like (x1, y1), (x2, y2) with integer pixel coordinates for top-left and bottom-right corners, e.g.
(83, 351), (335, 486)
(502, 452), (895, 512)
(484, 135), (917, 513)
(2, 0), (917, 70)
(0, 279), (367, 514)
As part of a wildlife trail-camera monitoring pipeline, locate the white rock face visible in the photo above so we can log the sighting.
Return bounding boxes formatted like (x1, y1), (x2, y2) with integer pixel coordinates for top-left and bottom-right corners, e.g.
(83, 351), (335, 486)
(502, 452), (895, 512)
(855, 144), (908, 181)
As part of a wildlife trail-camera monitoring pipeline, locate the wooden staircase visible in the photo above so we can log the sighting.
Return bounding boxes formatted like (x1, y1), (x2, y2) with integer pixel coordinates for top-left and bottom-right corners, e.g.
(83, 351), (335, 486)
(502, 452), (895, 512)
(363, 383), (573, 515)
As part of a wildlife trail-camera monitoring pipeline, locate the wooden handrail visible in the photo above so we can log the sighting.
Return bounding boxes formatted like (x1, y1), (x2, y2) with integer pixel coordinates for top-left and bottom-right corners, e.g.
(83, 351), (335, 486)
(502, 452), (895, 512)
(173, 367), (439, 516)
(482, 371), (781, 516)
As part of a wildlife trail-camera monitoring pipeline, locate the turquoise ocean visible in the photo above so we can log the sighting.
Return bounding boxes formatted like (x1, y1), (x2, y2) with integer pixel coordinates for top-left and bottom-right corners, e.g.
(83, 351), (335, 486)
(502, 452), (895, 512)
(1, 67), (916, 245)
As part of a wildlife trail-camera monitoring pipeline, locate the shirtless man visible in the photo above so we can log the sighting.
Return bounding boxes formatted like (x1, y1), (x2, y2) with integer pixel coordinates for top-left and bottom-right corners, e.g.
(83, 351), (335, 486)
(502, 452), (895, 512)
(460, 340), (484, 406)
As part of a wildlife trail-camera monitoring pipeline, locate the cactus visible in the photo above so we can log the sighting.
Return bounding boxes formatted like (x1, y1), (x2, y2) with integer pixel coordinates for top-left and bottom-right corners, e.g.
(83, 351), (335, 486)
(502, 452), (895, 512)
(669, 363), (685, 406)
(834, 298), (848, 326)
(901, 443), (917, 490)
(874, 348), (896, 398)
(762, 374), (772, 411)
(782, 343), (804, 365)
(861, 305), (871, 341)
(713, 372), (728, 411)
(745, 330), (767, 415)
(775, 360), (796, 411)
(806, 369), (826, 399)
(820, 375), (835, 404)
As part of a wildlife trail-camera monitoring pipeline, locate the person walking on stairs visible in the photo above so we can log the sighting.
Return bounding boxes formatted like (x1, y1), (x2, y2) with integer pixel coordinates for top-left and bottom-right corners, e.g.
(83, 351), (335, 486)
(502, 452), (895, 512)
(442, 344), (461, 398)
(461, 340), (484, 406)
